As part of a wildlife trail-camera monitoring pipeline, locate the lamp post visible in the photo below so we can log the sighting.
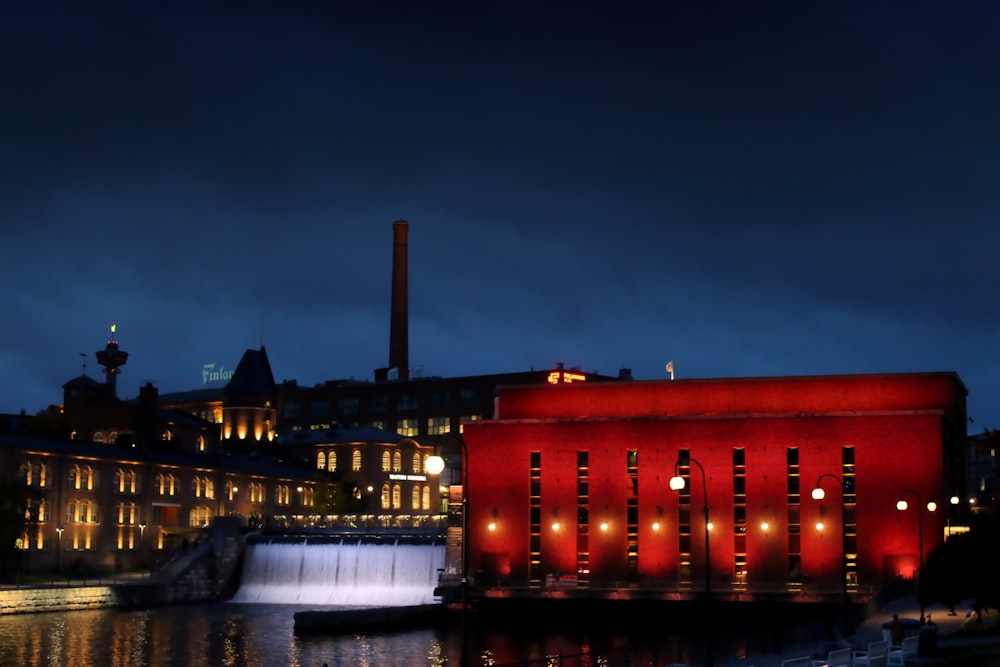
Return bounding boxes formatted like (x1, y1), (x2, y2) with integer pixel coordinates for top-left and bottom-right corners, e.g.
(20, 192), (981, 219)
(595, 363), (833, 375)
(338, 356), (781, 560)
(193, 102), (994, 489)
(670, 456), (713, 667)
(425, 449), (468, 667)
(896, 489), (936, 624)
(811, 474), (850, 635)
(55, 525), (64, 572)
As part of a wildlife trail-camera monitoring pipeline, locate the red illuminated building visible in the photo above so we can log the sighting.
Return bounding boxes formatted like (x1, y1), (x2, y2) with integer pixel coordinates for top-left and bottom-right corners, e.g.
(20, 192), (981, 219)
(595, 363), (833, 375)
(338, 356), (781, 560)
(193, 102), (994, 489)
(461, 372), (968, 604)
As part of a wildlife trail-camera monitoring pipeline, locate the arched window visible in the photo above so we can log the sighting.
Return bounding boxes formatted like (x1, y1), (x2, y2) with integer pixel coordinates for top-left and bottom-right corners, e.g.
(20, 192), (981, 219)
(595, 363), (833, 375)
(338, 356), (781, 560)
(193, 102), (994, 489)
(205, 479), (214, 499)
(82, 466), (94, 491)
(422, 485), (431, 510)
(38, 463), (47, 488)
(327, 451), (337, 472)
(167, 474), (175, 495)
(115, 469), (125, 493)
(197, 435), (205, 452)
(93, 432), (104, 444)
(66, 500), (77, 523)
(381, 484), (391, 510)
(392, 484), (401, 510)
(412, 453), (421, 473)
(109, 431), (119, 444)
(411, 486), (421, 510)
(381, 451), (391, 472)
(317, 452), (327, 470)
(70, 465), (81, 490)
(392, 452), (402, 473)
(352, 449), (362, 472)
(21, 462), (32, 486)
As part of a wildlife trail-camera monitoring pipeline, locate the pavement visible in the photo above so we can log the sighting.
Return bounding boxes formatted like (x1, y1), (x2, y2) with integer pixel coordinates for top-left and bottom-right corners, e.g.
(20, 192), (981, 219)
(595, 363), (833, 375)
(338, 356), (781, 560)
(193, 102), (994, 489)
(716, 597), (1000, 667)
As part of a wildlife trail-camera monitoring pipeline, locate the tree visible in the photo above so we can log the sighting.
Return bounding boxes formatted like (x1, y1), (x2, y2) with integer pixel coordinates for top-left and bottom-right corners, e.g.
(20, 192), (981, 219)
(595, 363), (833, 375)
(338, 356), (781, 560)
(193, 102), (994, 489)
(313, 479), (365, 515)
(0, 451), (44, 575)
(920, 512), (1000, 616)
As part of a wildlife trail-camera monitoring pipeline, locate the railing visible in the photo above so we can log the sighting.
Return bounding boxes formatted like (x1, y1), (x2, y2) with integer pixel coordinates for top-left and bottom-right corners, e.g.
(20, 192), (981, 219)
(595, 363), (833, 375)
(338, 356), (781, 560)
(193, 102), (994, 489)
(0, 570), (154, 590)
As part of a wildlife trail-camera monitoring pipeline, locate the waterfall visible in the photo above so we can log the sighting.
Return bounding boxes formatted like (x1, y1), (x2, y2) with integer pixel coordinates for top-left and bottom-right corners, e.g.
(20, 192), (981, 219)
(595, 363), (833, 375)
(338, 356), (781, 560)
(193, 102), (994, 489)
(230, 539), (446, 607)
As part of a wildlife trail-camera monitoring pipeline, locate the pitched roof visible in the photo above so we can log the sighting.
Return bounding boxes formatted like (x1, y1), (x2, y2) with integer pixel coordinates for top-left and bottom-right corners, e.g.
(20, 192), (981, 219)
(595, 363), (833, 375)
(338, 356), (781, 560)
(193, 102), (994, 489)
(224, 347), (276, 398)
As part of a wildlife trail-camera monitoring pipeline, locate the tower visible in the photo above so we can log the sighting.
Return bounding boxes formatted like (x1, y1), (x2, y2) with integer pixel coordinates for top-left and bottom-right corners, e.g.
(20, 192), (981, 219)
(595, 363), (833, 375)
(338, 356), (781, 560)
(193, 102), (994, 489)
(389, 220), (409, 381)
(95, 322), (129, 397)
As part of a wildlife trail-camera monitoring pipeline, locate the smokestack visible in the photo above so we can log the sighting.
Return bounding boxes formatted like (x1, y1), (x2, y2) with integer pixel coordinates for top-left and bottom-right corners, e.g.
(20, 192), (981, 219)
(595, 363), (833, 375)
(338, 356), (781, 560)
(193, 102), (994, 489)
(389, 220), (409, 380)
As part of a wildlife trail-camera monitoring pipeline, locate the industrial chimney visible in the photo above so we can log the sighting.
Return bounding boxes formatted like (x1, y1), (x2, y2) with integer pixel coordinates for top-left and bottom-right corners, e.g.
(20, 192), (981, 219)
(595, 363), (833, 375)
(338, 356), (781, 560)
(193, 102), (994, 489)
(389, 220), (409, 381)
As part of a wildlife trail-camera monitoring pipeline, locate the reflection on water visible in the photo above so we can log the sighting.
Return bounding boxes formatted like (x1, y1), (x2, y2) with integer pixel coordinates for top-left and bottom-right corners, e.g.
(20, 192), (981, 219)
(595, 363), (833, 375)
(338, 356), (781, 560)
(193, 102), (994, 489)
(0, 599), (833, 667)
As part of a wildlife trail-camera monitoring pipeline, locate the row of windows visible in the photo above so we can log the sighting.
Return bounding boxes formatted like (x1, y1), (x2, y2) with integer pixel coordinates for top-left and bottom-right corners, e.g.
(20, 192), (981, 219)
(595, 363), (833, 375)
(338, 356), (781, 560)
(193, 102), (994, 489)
(22, 463), (297, 505)
(379, 484), (434, 511)
(284, 389), (483, 419)
(529, 446), (859, 586)
(315, 450), (436, 474)
(292, 416), (483, 436)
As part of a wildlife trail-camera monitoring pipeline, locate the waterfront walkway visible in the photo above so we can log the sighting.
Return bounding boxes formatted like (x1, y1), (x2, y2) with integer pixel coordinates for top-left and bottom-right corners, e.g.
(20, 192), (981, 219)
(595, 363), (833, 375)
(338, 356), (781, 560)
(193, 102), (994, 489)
(717, 597), (1000, 667)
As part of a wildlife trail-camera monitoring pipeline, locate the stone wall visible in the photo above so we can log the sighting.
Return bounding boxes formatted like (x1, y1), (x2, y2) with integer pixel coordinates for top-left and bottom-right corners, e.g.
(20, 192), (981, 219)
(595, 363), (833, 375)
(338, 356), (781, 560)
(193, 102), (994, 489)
(0, 586), (121, 614)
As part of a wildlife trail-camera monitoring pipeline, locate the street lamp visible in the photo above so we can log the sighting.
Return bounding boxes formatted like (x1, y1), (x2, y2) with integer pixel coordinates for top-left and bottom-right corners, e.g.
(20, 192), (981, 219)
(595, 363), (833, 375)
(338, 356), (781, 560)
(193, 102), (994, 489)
(811, 474), (850, 635)
(670, 456), (713, 667)
(56, 525), (64, 572)
(896, 489), (936, 624)
(425, 450), (469, 667)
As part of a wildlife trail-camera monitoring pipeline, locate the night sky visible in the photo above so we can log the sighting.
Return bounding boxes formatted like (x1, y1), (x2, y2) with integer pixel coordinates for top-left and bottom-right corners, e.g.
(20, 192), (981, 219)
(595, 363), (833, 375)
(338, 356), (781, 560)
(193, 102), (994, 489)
(3, 2), (999, 430)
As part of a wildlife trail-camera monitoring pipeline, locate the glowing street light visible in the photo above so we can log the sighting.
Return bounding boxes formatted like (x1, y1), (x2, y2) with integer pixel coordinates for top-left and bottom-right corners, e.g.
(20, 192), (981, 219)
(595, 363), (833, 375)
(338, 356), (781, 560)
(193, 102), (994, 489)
(812, 473), (850, 634)
(897, 489), (935, 623)
(671, 456), (713, 667)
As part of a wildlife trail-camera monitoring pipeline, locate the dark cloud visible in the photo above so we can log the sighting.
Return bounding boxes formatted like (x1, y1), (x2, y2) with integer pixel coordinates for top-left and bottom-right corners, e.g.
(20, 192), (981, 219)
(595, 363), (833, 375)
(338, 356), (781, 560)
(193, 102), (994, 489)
(2, 0), (998, 428)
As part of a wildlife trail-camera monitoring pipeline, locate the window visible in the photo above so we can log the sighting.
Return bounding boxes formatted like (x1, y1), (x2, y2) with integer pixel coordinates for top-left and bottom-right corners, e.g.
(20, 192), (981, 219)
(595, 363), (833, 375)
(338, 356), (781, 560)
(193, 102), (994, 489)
(93, 432), (105, 444)
(317, 452), (327, 470)
(427, 417), (450, 435)
(327, 451), (337, 472)
(352, 449), (362, 472)
(338, 397), (360, 415)
(397, 393), (419, 411)
(412, 453), (422, 474)
(396, 419), (419, 437)
(459, 415), (481, 434)
(392, 451), (402, 472)
(190, 506), (211, 527)
(283, 402), (303, 418)
(109, 431), (119, 444)
(392, 484), (402, 509)
(367, 395), (388, 413)
(422, 485), (431, 510)
(310, 399), (331, 418)
(197, 435), (205, 452)
(382, 451), (392, 472)
(412, 486), (421, 510)
(381, 484), (391, 510)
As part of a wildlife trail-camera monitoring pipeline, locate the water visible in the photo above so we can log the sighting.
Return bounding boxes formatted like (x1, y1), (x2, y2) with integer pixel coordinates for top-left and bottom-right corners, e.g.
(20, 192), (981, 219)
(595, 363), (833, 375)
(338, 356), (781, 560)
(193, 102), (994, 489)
(231, 539), (446, 606)
(0, 540), (837, 666)
(0, 602), (695, 667)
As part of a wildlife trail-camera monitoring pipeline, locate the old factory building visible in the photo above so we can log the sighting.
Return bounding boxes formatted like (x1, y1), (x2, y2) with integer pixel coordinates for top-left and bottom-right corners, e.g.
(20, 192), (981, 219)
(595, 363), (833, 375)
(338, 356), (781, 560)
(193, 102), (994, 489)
(460, 372), (968, 603)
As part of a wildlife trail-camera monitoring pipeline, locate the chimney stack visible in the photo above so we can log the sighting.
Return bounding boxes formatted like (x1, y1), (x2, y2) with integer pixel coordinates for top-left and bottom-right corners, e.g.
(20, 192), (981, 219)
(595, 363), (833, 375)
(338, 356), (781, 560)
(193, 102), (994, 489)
(389, 220), (409, 380)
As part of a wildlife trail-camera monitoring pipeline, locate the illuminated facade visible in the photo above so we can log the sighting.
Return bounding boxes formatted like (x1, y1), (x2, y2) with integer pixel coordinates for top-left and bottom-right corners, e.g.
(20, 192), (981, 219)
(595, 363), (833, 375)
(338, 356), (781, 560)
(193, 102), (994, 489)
(460, 372), (968, 603)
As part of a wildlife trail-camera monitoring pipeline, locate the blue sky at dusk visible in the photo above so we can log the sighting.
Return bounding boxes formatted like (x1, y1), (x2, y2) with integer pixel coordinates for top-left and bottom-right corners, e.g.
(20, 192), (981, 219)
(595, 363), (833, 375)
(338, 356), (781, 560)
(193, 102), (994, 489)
(2, 1), (999, 429)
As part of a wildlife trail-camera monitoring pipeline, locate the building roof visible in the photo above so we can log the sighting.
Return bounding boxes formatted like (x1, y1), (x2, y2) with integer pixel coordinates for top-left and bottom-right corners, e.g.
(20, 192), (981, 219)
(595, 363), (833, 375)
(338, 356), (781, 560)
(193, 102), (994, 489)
(224, 347), (277, 398)
(276, 424), (406, 447)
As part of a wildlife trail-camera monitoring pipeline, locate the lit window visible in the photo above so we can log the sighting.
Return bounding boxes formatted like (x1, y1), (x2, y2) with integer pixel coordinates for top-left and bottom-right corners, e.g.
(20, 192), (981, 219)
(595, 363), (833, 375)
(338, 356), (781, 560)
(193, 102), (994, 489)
(381, 451), (391, 472)
(352, 449), (362, 472)
(392, 451), (402, 473)
(317, 452), (327, 470)
(381, 484), (391, 510)
(392, 484), (401, 509)
(327, 451), (337, 472)
(396, 419), (419, 437)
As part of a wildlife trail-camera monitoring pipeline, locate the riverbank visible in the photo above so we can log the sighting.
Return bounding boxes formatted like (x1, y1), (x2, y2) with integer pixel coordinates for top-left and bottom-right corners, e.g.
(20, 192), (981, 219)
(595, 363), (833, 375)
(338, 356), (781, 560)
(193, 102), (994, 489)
(716, 596), (1000, 667)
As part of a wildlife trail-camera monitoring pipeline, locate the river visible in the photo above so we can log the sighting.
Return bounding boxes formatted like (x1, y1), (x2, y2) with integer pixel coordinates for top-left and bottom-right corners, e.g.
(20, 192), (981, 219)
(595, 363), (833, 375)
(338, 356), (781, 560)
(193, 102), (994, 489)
(0, 598), (839, 667)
